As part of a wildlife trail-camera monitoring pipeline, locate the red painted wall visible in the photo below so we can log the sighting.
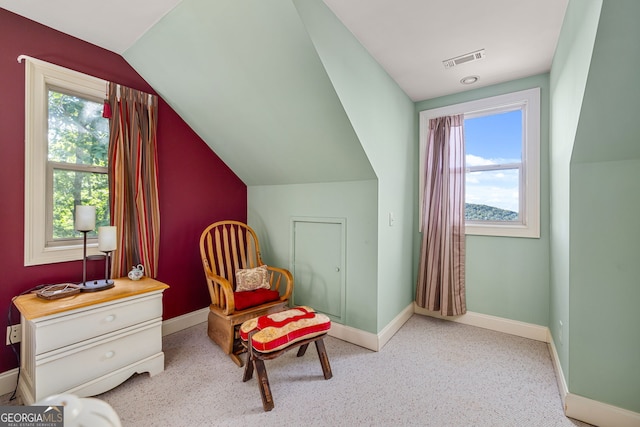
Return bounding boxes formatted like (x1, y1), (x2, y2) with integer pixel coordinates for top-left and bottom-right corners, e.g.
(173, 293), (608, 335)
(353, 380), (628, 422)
(0, 9), (247, 373)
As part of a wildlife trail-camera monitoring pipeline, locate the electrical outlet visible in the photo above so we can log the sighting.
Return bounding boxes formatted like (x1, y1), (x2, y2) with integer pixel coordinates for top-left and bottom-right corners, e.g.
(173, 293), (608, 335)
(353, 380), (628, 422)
(6, 325), (21, 345)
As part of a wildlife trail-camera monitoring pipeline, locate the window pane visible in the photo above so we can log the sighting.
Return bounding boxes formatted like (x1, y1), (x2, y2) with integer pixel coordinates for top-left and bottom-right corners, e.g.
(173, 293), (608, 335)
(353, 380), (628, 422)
(464, 109), (522, 222)
(48, 90), (109, 166)
(465, 169), (519, 221)
(419, 88), (539, 238)
(52, 169), (109, 240)
(465, 110), (522, 165)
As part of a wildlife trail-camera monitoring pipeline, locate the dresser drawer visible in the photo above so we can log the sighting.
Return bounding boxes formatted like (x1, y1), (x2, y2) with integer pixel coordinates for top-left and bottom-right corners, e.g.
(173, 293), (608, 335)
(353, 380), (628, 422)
(32, 293), (163, 354)
(34, 320), (162, 399)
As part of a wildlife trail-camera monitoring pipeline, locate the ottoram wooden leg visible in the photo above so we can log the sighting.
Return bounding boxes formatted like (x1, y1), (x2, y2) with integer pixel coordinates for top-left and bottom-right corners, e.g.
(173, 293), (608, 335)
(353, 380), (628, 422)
(254, 358), (274, 411)
(242, 354), (254, 382)
(242, 332), (255, 382)
(315, 338), (333, 380)
(296, 343), (309, 357)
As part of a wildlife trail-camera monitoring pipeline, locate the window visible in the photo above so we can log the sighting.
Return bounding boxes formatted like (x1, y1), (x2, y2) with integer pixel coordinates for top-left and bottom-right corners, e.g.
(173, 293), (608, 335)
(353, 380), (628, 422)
(23, 56), (110, 265)
(464, 109), (522, 222)
(419, 88), (540, 238)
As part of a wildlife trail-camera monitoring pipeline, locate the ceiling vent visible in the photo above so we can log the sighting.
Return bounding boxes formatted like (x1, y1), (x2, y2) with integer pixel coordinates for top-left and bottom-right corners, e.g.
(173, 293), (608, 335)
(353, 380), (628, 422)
(443, 49), (486, 69)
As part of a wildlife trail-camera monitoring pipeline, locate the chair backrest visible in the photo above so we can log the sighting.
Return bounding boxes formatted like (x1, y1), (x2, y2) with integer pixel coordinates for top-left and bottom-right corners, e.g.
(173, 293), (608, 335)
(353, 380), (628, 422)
(200, 221), (263, 294)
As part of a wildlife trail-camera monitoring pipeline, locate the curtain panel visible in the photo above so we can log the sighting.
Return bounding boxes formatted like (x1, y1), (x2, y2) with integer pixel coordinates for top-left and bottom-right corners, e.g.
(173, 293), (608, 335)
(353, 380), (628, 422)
(107, 83), (160, 278)
(416, 115), (466, 316)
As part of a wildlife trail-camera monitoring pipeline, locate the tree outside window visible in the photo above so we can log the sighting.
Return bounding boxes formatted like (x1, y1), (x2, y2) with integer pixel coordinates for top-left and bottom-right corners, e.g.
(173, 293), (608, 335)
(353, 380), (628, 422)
(47, 90), (110, 246)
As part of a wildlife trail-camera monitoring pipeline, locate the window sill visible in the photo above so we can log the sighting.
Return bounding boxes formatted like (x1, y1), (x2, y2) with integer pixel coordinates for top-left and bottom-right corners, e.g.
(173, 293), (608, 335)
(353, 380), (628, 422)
(25, 243), (102, 266)
(465, 223), (540, 239)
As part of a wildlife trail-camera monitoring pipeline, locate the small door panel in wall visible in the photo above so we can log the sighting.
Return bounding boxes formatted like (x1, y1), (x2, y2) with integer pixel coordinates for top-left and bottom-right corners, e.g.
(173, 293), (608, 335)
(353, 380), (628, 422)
(291, 217), (345, 323)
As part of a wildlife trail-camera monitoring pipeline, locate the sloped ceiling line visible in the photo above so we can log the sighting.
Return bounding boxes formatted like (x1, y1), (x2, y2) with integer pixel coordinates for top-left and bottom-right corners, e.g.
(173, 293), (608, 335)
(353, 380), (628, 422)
(122, 0), (375, 186)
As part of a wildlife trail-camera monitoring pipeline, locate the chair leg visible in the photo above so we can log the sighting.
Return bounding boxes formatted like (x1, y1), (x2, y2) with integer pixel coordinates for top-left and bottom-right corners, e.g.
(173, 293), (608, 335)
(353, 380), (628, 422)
(254, 358), (274, 411)
(314, 338), (332, 380)
(230, 352), (244, 367)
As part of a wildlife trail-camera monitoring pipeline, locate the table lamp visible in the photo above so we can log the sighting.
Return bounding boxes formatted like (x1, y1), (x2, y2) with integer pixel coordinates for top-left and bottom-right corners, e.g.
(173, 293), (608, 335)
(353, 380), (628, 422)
(98, 226), (117, 287)
(75, 205), (115, 292)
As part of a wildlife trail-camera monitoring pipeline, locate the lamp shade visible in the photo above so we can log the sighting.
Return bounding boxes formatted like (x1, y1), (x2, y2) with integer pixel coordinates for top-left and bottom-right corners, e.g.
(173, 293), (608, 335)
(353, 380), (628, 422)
(75, 206), (96, 232)
(98, 226), (117, 252)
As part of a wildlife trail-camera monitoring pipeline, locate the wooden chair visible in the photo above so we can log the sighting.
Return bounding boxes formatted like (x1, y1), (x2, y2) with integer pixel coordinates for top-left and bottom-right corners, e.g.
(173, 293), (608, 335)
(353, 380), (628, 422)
(199, 220), (293, 366)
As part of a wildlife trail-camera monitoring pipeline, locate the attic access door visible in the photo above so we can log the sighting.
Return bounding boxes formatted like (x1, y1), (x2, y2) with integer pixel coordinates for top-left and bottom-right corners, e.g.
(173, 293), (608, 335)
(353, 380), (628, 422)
(290, 217), (346, 323)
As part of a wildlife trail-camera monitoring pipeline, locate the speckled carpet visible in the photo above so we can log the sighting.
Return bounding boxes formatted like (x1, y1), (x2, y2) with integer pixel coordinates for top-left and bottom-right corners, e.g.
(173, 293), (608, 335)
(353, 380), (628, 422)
(2, 314), (593, 426)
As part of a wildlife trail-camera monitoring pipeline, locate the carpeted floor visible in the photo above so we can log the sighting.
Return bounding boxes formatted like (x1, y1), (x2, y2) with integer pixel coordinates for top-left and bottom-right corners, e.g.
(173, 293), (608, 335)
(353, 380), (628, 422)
(2, 314), (593, 426)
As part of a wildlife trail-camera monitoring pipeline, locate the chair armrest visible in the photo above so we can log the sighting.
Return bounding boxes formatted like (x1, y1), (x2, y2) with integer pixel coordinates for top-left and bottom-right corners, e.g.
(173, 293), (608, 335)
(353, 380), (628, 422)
(265, 266), (294, 301)
(204, 272), (236, 315)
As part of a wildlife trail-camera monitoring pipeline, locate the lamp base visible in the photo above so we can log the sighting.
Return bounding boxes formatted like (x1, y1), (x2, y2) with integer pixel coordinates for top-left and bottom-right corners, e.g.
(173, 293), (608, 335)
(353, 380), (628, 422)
(80, 279), (115, 292)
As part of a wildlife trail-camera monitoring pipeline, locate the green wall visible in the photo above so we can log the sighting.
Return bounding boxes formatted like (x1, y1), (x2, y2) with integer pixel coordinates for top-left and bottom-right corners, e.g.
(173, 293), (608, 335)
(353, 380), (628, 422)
(249, 1), (416, 334)
(248, 180), (378, 333)
(294, 0), (416, 331)
(570, 160), (640, 411)
(124, 0), (375, 186)
(415, 74), (551, 327)
(567, 0), (640, 412)
(123, 0), (639, 413)
(551, 0), (640, 413)
(549, 0), (602, 382)
(126, 0), (415, 334)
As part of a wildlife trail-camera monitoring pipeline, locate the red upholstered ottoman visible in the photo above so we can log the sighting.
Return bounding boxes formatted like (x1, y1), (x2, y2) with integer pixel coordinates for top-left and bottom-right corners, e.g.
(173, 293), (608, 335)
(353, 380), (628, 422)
(240, 306), (333, 411)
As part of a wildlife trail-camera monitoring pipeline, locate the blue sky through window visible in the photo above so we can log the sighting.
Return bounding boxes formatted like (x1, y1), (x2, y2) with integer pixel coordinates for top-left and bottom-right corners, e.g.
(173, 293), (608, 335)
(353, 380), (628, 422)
(464, 110), (522, 214)
(465, 110), (522, 163)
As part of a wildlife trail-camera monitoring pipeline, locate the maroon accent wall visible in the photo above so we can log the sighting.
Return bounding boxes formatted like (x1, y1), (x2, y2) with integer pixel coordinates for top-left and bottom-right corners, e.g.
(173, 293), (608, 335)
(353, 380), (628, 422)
(0, 9), (247, 373)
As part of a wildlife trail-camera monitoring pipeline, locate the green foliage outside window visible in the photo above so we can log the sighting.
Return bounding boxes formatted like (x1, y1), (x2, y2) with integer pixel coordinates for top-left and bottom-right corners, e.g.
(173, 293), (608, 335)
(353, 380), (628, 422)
(48, 90), (110, 240)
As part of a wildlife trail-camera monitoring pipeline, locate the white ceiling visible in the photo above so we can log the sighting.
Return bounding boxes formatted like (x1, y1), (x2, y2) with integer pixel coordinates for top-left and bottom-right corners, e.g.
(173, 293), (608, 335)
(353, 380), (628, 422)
(0, 0), (183, 55)
(323, 0), (569, 100)
(0, 0), (569, 101)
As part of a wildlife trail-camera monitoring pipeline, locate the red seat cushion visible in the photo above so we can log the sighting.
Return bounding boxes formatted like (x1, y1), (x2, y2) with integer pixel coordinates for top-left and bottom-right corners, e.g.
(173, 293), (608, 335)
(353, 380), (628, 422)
(234, 288), (280, 311)
(240, 306), (331, 353)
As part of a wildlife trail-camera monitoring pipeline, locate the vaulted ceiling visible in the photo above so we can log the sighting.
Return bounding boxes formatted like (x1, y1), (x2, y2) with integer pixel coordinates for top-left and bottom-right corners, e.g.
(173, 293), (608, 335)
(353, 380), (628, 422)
(0, 0), (568, 185)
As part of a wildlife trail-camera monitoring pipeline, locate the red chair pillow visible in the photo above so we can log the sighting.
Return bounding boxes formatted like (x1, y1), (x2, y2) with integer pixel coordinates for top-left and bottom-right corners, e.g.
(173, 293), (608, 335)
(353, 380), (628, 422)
(234, 288), (280, 311)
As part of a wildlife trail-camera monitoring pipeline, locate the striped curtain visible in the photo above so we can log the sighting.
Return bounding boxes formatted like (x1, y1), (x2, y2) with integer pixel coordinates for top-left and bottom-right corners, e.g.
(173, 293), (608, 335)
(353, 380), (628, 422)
(416, 115), (466, 316)
(107, 83), (160, 278)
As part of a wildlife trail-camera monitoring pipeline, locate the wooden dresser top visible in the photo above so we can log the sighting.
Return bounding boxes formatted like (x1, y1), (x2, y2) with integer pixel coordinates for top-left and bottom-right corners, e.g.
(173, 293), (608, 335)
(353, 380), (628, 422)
(14, 277), (169, 320)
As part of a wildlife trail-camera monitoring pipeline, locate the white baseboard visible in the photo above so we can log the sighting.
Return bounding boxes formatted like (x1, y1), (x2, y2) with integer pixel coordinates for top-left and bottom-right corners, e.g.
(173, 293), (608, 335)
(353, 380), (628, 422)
(161, 307), (208, 336)
(547, 331), (569, 408)
(2, 304), (404, 396)
(548, 330), (640, 427)
(417, 304), (640, 427)
(0, 368), (19, 400)
(565, 392), (640, 427)
(4, 303), (638, 426)
(329, 302), (414, 352)
(165, 304), (415, 353)
(378, 303), (414, 349)
(328, 322), (378, 351)
(413, 303), (549, 342)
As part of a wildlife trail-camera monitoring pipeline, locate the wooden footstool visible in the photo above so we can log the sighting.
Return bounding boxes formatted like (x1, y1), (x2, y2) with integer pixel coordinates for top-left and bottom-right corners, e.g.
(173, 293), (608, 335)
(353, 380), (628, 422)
(240, 306), (333, 411)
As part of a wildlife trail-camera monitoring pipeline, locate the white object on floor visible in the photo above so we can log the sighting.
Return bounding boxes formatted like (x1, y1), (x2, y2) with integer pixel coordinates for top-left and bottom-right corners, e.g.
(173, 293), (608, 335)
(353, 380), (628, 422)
(36, 393), (121, 427)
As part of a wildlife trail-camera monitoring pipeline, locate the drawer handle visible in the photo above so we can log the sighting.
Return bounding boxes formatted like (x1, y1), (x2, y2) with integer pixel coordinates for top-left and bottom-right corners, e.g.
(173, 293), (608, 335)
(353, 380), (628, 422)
(105, 351), (115, 359)
(104, 314), (116, 322)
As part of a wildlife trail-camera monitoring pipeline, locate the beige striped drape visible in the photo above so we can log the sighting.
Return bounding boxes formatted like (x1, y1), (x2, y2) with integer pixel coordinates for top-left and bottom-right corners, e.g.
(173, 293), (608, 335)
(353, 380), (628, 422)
(416, 115), (466, 316)
(107, 83), (160, 278)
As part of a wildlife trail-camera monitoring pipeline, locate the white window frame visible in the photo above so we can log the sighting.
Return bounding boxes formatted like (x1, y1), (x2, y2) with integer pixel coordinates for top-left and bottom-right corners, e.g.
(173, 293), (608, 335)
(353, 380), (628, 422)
(22, 56), (108, 266)
(418, 88), (540, 238)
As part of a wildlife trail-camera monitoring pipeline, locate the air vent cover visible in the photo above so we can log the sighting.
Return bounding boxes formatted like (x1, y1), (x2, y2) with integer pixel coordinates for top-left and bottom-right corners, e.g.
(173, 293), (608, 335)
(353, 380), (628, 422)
(443, 49), (486, 69)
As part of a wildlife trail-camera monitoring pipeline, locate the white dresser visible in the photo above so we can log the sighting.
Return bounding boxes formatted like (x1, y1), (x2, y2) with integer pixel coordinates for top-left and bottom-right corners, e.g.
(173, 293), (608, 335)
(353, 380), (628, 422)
(13, 277), (169, 405)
